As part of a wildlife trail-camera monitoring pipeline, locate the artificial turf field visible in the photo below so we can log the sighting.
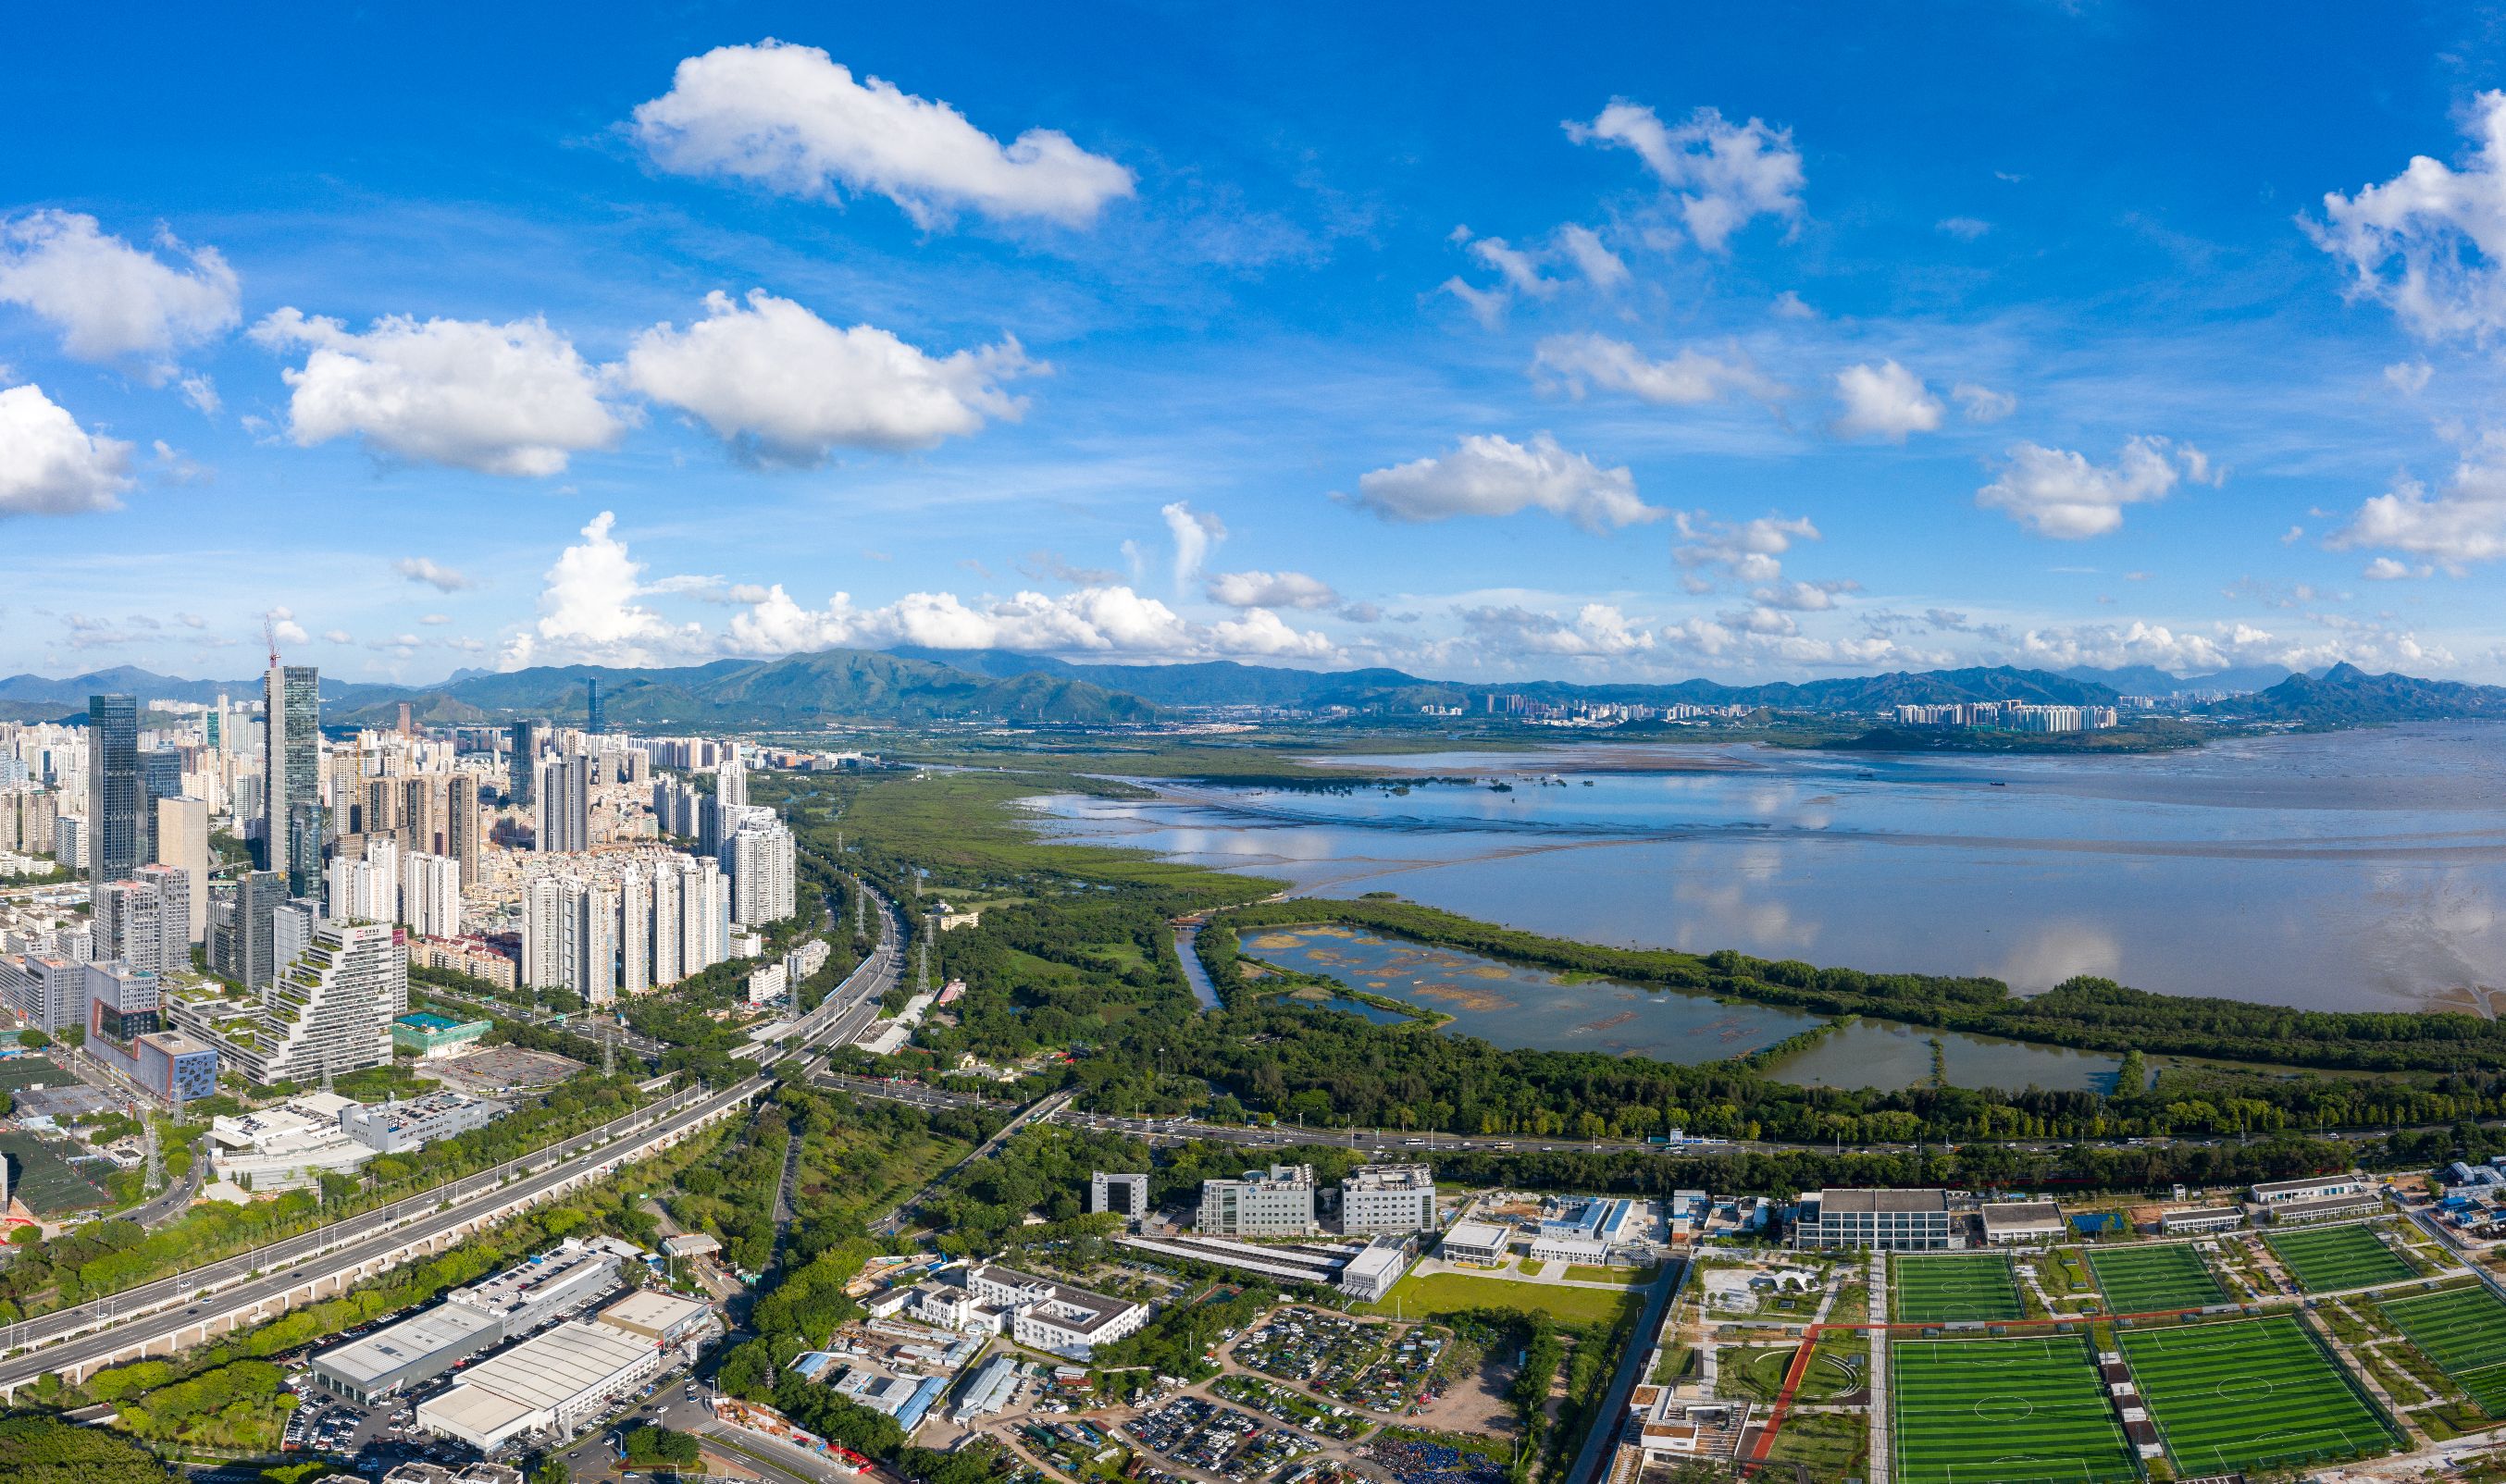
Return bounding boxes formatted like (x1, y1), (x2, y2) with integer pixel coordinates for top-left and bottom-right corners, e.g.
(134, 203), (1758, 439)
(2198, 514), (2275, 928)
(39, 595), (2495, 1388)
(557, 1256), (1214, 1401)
(2264, 1223), (2413, 1292)
(2084, 1243), (2226, 1313)
(1890, 1253), (2024, 1324)
(2116, 1316), (2399, 1473)
(2379, 1285), (2506, 1416)
(1890, 1334), (2138, 1484)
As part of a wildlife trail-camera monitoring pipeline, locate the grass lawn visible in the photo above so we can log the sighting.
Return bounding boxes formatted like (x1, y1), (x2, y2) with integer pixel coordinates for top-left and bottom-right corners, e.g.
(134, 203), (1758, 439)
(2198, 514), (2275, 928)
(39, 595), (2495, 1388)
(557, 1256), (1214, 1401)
(1890, 1253), (2023, 1325)
(1562, 1263), (1656, 1285)
(1763, 1410), (1867, 1484)
(1892, 1334), (2139, 1484)
(2118, 1316), (2400, 1474)
(1360, 1271), (1643, 1329)
(2265, 1224), (2416, 1293)
(2382, 1284), (2506, 1416)
(2085, 1243), (2227, 1314)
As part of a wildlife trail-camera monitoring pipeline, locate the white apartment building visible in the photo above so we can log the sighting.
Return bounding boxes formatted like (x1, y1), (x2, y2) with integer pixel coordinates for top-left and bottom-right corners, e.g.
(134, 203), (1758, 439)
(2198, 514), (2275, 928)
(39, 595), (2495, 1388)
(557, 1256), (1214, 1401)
(1197, 1164), (1319, 1236)
(95, 865), (190, 977)
(403, 851), (463, 940)
(1342, 1163), (1439, 1233)
(522, 852), (732, 1006)
(729, 819), (795, 927)
(328, 835), (400, 924)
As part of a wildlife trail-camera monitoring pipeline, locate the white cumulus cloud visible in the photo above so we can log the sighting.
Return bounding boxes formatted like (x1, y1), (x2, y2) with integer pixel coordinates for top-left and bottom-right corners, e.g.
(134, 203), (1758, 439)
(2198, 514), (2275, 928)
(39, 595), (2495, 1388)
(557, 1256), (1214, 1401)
(0, 383), (133, 516)
(2308, 91), (2506, 341)
(624, 289), (1035, 464)
(0, 211), (241, 364)
(1977, 436), (2216, 538)
(1565, 102), (1804, 252)
(1350, 433), (1656, 532)
(2330, 431), (2506, 572)
(1831, 360), (1943, 440)
(1160, 501), (1227, 590)
(1463, 602), (1655, 657)
(1530, 333), (1785, 406)
(519, 510), (708, 665)
(1672, 511), (1820, 589)
(252, 308), (626, 476)
(395, 556), (478, 592)
(1207, 570), (1337, 610)
(630, 39), (1135, 229)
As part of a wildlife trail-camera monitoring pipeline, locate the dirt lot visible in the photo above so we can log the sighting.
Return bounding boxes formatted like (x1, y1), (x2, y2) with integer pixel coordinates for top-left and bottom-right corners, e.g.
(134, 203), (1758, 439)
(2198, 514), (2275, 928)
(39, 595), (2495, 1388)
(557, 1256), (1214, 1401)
(1411, 1351), (1520, 1439)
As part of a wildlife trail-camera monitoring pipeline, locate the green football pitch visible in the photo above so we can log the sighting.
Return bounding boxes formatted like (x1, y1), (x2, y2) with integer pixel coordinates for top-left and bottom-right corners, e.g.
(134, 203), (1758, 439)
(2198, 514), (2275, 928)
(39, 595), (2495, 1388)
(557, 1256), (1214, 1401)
(2085, 1243), (2226, 1314)
(1890, 1253), (2023, 1325)
(1890, 1334), (2139, 1484)
(2264, 1223), (2413, 1293)
(2118, 1317), (2399, 1474)
(2380, 1284), (2506, 1416)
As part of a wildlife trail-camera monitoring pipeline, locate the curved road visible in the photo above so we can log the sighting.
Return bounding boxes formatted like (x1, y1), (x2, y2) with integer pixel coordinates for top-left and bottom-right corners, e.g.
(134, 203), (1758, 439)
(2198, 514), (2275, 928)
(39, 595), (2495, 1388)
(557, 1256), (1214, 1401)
(0, 884), (902, 1392)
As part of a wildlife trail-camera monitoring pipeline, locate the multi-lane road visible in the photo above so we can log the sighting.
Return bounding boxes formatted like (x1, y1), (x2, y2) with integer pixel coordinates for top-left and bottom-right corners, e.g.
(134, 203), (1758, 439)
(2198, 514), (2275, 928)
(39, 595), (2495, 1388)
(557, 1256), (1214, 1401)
(0, 883), (903, 1394)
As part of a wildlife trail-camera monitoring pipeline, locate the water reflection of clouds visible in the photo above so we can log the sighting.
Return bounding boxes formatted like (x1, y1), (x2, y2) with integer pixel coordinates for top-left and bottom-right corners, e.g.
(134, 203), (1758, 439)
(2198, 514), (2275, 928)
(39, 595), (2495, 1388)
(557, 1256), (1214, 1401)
(1991, 921), (2124, 994)
(1669, 841), (1819, 954)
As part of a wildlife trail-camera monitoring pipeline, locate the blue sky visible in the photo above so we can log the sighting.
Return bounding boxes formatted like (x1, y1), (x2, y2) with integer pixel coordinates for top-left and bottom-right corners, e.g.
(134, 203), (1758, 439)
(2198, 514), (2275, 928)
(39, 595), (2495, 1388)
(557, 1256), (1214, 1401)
(6, 2), (2506, 684)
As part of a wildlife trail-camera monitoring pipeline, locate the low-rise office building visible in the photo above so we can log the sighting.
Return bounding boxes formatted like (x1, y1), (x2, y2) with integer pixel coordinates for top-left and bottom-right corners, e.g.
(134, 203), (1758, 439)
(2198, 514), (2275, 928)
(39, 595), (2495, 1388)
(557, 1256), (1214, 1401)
(2252, 1175), (2368, 1206)
(1197, 1163), (1318, 1236)
(341, 1091), (507, 1153)
(1337, 1236), (1412, 1302)
(2259, 1191), (2383, 1224)
(2159, 1206), (2245, 1234)
(209, 1093), (374, 1191)
(1977, 1201), (2066, 1245)
(1089, 1170), (1150, 1218)
(1342, 1164), (1437, 1234)
(1439, 1219), (1513, 1266)
(1792, 1189), (1954, 1251)
(964, 1265), (1148, 1359)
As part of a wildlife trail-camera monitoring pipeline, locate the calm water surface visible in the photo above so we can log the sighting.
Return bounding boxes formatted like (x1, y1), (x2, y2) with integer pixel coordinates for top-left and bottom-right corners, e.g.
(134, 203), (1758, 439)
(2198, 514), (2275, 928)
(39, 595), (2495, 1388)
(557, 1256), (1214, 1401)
(1030, 724), (2506, 1014)
(1244, 924), (2131, 1091)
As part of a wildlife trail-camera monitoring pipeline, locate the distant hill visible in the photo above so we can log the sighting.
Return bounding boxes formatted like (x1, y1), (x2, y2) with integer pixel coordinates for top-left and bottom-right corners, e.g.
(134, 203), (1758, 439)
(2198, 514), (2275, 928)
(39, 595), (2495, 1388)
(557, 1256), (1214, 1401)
(2204, 662), (2506, 725)
(2060, 663), (2294, 697)
(321, 649), (1157, 728)
(17, 649), (2502, 731)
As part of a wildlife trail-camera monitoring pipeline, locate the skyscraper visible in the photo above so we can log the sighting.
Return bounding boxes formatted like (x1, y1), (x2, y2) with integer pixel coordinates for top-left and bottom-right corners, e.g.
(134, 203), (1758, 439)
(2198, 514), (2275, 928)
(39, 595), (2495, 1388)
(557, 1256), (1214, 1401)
(507, 720), (537, 805)
(538, 755), (589, 853)
(264, 662), (321, 893)
(585, 678), (604, 736)
(155, 796), (210, 943)
(730, 819), (797, 927)
(86, 692), (143, 891)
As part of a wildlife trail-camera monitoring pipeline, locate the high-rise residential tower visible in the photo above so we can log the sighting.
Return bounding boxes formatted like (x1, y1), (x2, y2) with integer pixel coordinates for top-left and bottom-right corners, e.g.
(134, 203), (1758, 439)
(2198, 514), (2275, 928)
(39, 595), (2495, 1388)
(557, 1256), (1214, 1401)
(539, 755), (589, 853)
(86, 692), (143, 891)
(446, 773), (480, 882)
(507, 721), (537, 805)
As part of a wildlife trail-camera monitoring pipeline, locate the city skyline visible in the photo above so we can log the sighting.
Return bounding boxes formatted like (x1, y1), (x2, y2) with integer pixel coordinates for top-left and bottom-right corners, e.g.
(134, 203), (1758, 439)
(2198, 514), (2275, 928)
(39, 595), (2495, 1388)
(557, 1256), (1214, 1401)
(7, 6), (2506, 683)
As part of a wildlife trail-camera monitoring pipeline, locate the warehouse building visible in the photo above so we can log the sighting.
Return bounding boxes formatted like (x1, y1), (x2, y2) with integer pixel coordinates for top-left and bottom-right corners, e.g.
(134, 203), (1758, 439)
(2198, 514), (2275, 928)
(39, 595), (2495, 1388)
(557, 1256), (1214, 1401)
(309, 1304), (502, 1403)
(415, 1320), (661, 1453)
(445, 1237), (624, 1332)
(595, 1289), (713, 1350)
(2252, 1175), (2369, 1206)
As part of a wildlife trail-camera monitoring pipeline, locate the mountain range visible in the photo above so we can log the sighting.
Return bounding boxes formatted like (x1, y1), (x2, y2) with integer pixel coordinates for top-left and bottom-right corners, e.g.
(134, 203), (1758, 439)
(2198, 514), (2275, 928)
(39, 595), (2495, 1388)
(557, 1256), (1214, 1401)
(0, 652), (2498, 730)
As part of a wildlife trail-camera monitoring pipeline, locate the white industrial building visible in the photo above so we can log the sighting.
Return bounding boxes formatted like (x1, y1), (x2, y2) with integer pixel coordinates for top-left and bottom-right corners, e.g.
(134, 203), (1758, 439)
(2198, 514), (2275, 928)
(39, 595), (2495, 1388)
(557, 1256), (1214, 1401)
(209, 1092), (374, 1191)
(415, 1319), (661, 1452)
(1197, 1163), (1318, 1236)
(1439, 1220), (1513, 1266)
(1342, 1164), (1437, 1233)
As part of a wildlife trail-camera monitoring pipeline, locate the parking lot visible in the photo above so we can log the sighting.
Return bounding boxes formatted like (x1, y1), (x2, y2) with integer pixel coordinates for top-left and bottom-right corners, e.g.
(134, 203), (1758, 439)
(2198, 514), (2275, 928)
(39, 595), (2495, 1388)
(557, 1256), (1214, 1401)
(1123, 1395), (1320, 1481)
